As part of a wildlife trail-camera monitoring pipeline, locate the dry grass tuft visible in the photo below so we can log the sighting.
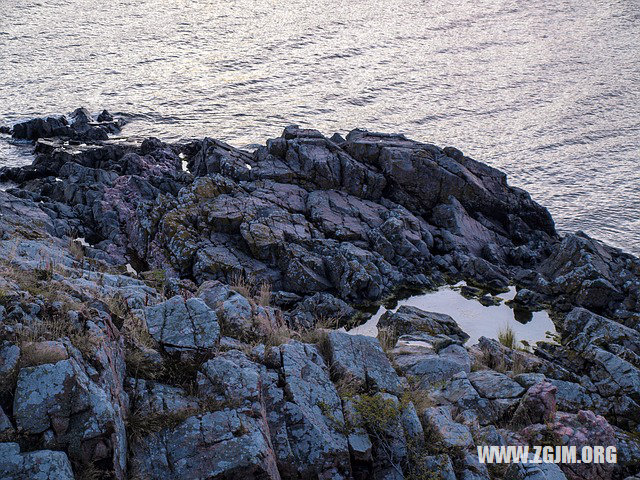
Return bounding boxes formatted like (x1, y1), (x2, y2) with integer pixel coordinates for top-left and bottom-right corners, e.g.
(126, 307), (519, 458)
(497, 324), (518, 350)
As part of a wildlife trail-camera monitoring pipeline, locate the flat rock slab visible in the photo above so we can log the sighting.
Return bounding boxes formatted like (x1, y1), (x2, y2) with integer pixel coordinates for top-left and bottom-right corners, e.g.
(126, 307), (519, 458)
(145, 296), (220, 353)
(131, 410), (280, 480)
(326, 331), (402, 394)
(0, 442), (75, 480)
(422, 406), (474, 448)
(468, 370), (525, 399)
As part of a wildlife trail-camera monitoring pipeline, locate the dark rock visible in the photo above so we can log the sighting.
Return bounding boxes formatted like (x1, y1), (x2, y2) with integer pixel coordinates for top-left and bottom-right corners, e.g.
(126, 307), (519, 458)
(12, 115), (70, 140)
(378, 305), (469, 343)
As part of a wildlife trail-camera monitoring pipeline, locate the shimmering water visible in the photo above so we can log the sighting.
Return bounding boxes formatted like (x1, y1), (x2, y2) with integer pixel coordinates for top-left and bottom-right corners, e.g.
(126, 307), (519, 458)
(348, 285), (556, 346)
(1, 0), (639, 253)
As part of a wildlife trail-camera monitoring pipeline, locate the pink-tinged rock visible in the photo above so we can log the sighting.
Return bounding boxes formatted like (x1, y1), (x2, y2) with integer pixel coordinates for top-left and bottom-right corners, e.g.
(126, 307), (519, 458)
(522, 410), (617, 480)
(512, 380), (557, 427)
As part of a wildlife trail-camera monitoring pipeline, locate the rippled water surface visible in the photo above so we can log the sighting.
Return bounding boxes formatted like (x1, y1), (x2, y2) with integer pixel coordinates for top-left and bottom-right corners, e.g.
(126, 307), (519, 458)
(1, 0), (639, 253)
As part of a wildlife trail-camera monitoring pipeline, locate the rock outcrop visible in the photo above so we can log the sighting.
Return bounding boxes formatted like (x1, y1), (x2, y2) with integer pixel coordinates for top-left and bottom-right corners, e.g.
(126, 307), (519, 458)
(0, 109), (638, 479)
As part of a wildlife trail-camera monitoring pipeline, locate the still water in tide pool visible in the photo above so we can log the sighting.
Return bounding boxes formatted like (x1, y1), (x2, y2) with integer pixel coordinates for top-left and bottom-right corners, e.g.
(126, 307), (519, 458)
(0, 0), (639, 254)
(348, 285), (556, 347)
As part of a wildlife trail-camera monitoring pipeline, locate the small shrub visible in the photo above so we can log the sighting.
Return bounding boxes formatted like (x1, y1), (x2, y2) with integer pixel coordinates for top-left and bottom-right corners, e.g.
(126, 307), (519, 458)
(68, 238), (85, 263)
(352, 394), (401, 434)
(401, 382), (435, 413)
(256, 282), (271, 306)
(139, 269), (166, 293)
(497, 324), (517, 350)
(229, 273), (252, 299)
(263, 326), (293, 348)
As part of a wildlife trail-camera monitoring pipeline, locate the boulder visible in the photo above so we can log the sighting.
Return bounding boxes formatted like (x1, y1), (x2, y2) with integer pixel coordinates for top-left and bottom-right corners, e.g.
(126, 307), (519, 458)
(512, 381), (557, 427)
(378, 305), (469, 343)
(0, 443), (75, 480)
(468, 370), (525, 399)
(422, 406), (474, 448)
(263, 341), (350, 478)
(144, 296), (220, 354)
(13, 356), (127, 477)
(130, 409), (281, 480)
(326, 331), (402, 394)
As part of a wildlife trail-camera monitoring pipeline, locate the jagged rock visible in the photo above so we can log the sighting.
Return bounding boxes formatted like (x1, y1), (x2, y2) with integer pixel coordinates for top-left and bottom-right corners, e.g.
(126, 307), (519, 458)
(0, 442), (75, 480)
(522, 410), (617, 480)
(197, 350), (265, 413)
(536, 233), (633, 315)
(512, 381), (557, 427)
(263, 341), (351, 478)
(286, 292), (357, 329)
(13, 355), (127, 478)
(130, 409), (281, 480)
(130, 352), (280, 479)
(198, 280), (282, 342)
(563, 307), (640, 355)
(422, 406), (474, 448)
(392, 340), (471, 387)
(12, 108), (124, 142)
(126, 378), (199, 417)
(12, 116), (70, 140)
(504, 455), (568, 480)
(468, 370), (525, 399)
(614, 427), (640, 478)
(514, 373), (547, 389)
(477, 336), (544, 373)
(378, 305), (470, 343)
(326, 331), (402, 394)
(144, 296), (220, 354)
(459, 451), (491, 480)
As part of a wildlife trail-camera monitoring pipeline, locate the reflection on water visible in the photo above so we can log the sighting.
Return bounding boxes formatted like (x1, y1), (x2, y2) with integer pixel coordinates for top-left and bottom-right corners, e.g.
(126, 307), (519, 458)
(348, 284), (556, 346)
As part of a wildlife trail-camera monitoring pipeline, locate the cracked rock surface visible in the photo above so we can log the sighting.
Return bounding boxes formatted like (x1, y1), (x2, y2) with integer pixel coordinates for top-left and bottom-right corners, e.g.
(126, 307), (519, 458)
(0, 109), (638, 479)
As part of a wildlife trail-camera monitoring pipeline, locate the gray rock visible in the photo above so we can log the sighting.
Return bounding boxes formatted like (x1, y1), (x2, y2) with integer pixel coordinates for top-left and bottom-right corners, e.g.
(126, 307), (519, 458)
(127, 378), (199, 417)
(130, 409), (281, 480)
(263, 341), (351, 478)
(563, 307), (640, 355)
(0, 342), (20, 390)
(379, 305), (469, 343)
(514, 373), (547, 389)
(504, 455), (568, 480)
(13, 356), (127, 477)
(422, 406), (474, 448)
(197, 350), (265, 414)
(459, 451), (491, 480)
(326, 331), (402, 394)
(414, 454), (457, 480)
(144, 295), (220, 353)
(468, 370), (525, 399)
(0, 443), (75, 480)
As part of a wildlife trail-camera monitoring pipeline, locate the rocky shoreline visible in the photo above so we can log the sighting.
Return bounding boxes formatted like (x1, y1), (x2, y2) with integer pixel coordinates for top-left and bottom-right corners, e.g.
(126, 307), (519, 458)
(0, 108), (638, 479)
